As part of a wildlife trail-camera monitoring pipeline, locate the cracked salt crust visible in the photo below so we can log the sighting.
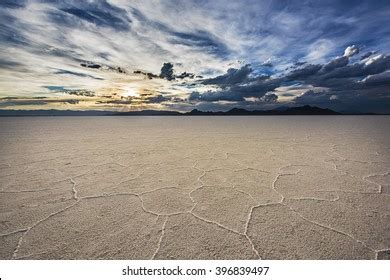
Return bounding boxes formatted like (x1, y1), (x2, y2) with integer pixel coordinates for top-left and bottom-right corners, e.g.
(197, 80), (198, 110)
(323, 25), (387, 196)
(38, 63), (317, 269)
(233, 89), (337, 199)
(0, 116), (389, 259)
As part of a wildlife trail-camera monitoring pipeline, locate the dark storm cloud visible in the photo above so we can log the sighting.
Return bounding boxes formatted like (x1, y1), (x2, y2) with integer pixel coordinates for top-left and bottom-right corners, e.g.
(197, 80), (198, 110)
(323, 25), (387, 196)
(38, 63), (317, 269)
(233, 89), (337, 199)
(294, 90), (334, 104)
(202, 64), (253, 86)
(189, 45), (390, 112)
(322, 55), (390, 80)
(320, 56), (349, 73)
(144, 94), (171, 104)
(190, 75), (282, 102)
(283, 52), (390, 86)
(190, 64), (285, 102)
(294, 87), (390, 113)
(189, 91), (241, 102)
(229, 78), (283, 99)
(286, 64), (322, 80)
(359, 71), (390, 87)
(360, 52), (376, 60)
(160, 62), (174, 81)
(134, 63), (194, 81)
(287, 51), (390, 112)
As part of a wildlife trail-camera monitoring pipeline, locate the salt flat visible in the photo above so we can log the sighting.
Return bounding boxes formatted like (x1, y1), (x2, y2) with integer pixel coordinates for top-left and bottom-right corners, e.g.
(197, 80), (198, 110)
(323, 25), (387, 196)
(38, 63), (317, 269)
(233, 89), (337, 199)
(0, 116), (389, 260)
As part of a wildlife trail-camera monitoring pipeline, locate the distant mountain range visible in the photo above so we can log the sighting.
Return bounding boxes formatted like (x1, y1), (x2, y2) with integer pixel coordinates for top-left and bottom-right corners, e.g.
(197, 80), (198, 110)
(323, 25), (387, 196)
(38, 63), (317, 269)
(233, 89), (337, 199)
(0, 105), (380, 116)
(182, 105), (342, 116)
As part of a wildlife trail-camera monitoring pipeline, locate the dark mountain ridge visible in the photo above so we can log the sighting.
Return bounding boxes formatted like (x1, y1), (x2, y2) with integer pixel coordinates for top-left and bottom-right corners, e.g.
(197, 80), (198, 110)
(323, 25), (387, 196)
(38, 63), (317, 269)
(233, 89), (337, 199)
(0, 105), (380, 116)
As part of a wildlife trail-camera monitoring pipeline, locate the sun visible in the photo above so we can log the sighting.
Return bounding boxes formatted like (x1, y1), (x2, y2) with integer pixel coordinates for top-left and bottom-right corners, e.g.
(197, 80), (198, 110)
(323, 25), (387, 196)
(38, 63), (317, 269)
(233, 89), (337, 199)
(122, 87), (139, 98)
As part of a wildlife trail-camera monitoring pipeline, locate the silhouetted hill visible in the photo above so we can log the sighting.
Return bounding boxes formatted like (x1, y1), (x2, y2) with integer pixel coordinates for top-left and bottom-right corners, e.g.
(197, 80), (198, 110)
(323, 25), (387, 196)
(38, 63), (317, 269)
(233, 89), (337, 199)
(280, 105), (341, 115)
(115, 110), (181, 116)
(0, 109), (110, 116)
(0, 106), (381, 116)
(184, 105), (341, 115)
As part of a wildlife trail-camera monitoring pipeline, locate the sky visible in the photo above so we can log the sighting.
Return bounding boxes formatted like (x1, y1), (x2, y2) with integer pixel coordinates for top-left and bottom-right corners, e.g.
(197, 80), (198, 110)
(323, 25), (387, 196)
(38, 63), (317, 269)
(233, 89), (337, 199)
(1, 0), (390, 113)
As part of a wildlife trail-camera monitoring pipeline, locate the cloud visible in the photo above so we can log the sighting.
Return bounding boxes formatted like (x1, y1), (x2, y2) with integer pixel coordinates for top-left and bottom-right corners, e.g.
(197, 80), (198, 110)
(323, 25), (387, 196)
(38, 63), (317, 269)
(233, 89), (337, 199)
(0, 96), (80, 107)
(144, 94), (170, 103)
(294, 90), (334, 104)
(65, 89), (95, 97)
(52, 0), (132, 31)
(306, 39), (334, 62)
(0, 58), (23, 70)
(134, 63), (194, 80)
(286, 64), (322, 80)
(80, 62), (127, 74)
(0, 0), (26, 9)
(202, 64), (253, 86)
(359, 71), (390, 87)
(96, 99), (132, 105)
(259, 92), (278, 103)
(54, 69), (104, 80)
(168, 30), (231, 59)
(320, 56), (349, 73)
(80, 62), (101, 69)
(1, 0), (390, 113)
(344, 45), (359, 57)
(176, 72), (195, 79)
(159, 62), (174, 81)
(321, 54), (390, 80)
(189, 44), (390, 112)
(190, 74), (282, 102)
(133, 70), (159, 79)
(261, 58), (273, 67)
(360, 51), (375, 60)
(287, 49), (390, 113)
(188, 90), (243, 102)
(43, 87), (96, 97)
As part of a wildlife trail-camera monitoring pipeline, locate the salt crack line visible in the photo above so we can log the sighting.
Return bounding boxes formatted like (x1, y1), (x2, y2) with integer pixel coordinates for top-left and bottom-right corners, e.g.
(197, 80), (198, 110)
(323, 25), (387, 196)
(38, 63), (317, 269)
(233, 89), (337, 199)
(12, 201), (79, 259)
(151, 216), (168, 260)
(287, 195), (340, 202)
(0, 228), (28, 238)
(190, 212), (240, 235)
(282, 202), (375, 254)
(0, 188), (51, 194)
(270, 164), (376, 254)
(243, 205), (263, 259)
(81, 192), (190, 217)
(363, 172), (389, 194)
(271, 166), (302, 203)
